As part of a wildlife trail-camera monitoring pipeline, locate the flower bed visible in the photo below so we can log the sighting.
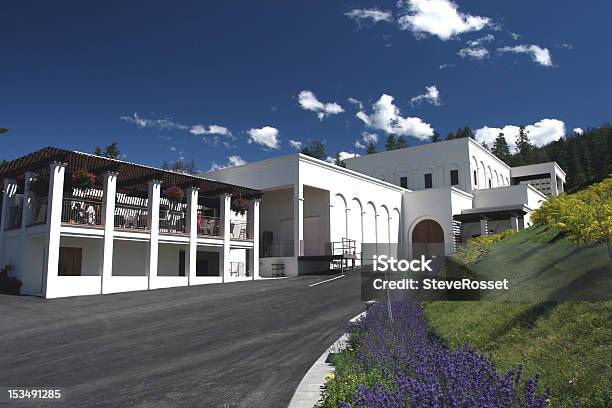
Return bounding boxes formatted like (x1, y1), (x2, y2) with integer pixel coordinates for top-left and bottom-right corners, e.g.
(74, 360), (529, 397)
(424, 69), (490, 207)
(319, 301), (551, 408)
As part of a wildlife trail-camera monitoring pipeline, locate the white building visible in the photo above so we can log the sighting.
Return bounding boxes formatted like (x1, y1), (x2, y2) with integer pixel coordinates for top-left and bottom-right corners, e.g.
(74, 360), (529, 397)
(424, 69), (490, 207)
(0, 147), (262, 298)
(208, 138), (565, 276)
(0, 139), (566, 296)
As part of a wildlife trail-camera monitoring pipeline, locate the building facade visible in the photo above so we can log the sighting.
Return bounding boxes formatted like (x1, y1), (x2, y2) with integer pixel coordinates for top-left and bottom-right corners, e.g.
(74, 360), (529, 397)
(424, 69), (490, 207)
(0, 147), (262, 298)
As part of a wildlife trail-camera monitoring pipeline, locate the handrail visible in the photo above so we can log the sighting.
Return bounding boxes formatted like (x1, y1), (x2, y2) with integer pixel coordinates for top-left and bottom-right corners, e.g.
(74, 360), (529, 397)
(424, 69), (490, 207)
(114, 203), (148, 230)
(261, 240), (294, 257)
(197, 215), (221, 237)
(229, 220), (249, 240)
(62, 198), (102, 226)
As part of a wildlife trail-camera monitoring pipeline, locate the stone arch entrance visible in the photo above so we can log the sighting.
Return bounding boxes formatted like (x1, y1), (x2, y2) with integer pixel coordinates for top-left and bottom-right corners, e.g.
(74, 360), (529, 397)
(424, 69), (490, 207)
(411, 219), (445, 257)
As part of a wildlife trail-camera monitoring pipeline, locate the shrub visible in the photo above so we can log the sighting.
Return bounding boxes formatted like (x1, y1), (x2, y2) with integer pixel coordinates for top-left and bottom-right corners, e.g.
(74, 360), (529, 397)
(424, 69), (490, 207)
(163, 185), (185, 202)
(321, 302), (551, 408)
(72, 169), (97, 189)
(452, 229), (515, 268)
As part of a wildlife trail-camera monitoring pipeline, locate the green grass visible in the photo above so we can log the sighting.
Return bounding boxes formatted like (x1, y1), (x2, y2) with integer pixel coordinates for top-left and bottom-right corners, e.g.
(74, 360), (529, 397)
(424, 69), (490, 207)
(425, 226), (612, 407)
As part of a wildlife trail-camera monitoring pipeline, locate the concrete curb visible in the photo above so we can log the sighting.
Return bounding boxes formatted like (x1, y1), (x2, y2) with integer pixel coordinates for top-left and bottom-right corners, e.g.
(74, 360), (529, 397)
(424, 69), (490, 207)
(287, 311), (367, 408)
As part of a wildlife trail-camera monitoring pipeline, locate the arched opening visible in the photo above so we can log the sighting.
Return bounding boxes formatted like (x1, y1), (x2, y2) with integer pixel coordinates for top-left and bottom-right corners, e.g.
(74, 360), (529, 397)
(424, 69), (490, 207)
(411, 219), (445, 257)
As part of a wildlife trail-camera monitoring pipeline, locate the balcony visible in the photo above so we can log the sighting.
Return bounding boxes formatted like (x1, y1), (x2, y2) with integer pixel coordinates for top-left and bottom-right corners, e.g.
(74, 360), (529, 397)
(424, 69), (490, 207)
(159, 208), (186, 234)
(197, 212), (221, 237)
(61, 198), (102, 226)
(4, 205), (23, 230)
(114, 203), (148, 230)
(27, 197), (48, 226)
(229, 220), (249, 240)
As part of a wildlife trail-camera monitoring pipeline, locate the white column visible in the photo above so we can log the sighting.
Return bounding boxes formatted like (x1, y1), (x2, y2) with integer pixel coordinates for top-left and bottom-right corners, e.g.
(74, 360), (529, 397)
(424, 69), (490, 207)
(248, 198), (260, 279)
(100, 172), (117, 294)
(294, 184), (303, 257)
(0, 178), (17, 266)
(186, 187), (199, 285)
(219, 193), (231, 281)
(42, 162), (66, 298)
(550, 172), (559, 196)
(510, 215), (519, 232)
(479, 218), (488, 237)
(146, 180), (161, 289)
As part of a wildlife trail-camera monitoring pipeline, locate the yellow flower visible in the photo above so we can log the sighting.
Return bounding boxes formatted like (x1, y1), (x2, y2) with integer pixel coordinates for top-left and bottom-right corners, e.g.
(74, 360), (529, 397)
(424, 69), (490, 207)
(326, 373), (335, 380)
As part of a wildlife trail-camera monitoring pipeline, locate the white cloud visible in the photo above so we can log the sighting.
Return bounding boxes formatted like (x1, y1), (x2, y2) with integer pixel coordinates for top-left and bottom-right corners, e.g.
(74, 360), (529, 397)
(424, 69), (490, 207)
(355, 140), (366, 149)
(458, 46), (489, 60)
(410, 85), (441, 106)
(573, 127), (584, 135)
(120, 112), (188, 130)
(361, 132), (379, 143)
(475, 119), (566, 152)
(558, 43), (573, 50)
(510, 32), (521, 40)
(347, 97), (364, 110)
(397, 0), (490, 41)
(345, 8), (393, 24)
(189, 124), (232, 136)
(326, 151), (360, 164)
(289, 139), (303, 150)
(497, 44), (552, 67)
(466, 33), (494, 47)
(210, 155), (247, 171)
(247, 126), (281, 149)
(439, 63), (455, 70)
(298, 90), (344, 120)
(356, 94), (434, 140)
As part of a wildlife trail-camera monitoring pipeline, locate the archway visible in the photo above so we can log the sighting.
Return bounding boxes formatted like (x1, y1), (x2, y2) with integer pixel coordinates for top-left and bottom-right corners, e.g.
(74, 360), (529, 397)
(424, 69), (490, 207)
(411, 219), (445, 257)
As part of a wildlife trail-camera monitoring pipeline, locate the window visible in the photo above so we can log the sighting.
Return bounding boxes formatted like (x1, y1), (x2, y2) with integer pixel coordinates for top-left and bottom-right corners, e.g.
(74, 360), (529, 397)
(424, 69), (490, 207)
(450, 170), (459, 186)
(424, 173), (433, 189)
(58, 247), (82, 276)
(473, 170), (477, 186)
(488, 179), (492, 188)
(400, 176), (408, 188)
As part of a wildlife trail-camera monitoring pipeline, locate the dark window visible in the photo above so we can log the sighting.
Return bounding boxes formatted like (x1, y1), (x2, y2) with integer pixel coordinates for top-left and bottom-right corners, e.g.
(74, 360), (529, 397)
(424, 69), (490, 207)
(473, 170), (478, 186)
(59, 247), (82, 276)
(488, 179), (492, 188)
(450, 170), (459, 186)
(424, 173), (433, 189)
(400, 176), (408, 188)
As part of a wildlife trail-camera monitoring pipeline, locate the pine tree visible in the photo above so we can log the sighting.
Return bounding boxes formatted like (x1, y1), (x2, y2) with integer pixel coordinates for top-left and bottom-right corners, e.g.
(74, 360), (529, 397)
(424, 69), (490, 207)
(385, 135), (397, 151)
(366, 142), (378, 154)
(515, 126), (534, 165)
(396, 135), (408, 149)
(94, 141), (121, 159)
(0, 128), (9, 134)
(432, 131), (441, 142)
(301, 141), (327, 160)
(334, 152), (347, 168)
(491, 133), (511, 162)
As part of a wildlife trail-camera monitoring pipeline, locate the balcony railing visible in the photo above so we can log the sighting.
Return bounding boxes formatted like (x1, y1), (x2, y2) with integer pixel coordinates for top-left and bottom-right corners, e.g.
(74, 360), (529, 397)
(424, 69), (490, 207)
(197, 215), (221, 237)
(229, 220), (249, 240)
(4, 205), (22, 230)
(260, 240), (294, 257)
(114, 204), (148, 230)
(229, 262), (247, 278)
(62, 198), (102, 226)
(27, 197), (48, 226)
(159, 209), (186, 234)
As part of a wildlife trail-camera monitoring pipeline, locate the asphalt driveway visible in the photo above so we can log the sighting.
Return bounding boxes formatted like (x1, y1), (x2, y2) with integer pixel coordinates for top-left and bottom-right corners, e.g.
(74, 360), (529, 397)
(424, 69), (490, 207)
(0, 272), (364, 408)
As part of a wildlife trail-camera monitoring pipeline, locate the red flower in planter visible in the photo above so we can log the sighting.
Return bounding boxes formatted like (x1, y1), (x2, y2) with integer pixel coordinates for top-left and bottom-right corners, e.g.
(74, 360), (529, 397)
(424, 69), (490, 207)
(163, 185), (185, 202)
(72, 169), (97, 189)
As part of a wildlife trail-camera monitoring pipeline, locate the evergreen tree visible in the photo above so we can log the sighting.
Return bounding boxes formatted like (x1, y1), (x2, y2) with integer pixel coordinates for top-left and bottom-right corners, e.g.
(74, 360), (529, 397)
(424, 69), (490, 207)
(515, 126), (534, 164)
(0, 128), (9, 134)
(396, 135), (408, 149)
(432, 131), (441, 142)
(94, 141), (121, 159)
(366, 142), (378, 154)
(301, 140), (326, 160)
(491, 133), (511, 162)
(334, 152), (347, 168)
(385, 135), (398, 151)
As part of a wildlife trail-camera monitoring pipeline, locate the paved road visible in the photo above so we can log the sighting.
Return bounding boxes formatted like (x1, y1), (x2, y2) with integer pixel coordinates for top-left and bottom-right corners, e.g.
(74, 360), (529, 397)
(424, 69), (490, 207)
(0, 272), (364, 408)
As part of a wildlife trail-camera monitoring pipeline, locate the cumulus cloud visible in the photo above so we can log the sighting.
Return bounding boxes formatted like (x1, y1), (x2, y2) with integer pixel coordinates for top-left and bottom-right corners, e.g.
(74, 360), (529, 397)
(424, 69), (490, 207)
(458, 46), (489, 60)
(347, 97), (364, 110)
(573, 127), (584, 135)
(345, 8), (393, 24)
(326, 151), (360, 164)
(497, 44), (552, 67)
(247, 126), (281, 149)
(298, 90), (344, 120)
(475, 119), (566, 152)
(397, 0), (490, 41)
(355, 132), (378, 150)
(289, 139), (303, 150)
(210, 155), (247, 171)
(189, 124), (232, 136)
(356, 94), (434, 140)
(410, 85), (441, 106)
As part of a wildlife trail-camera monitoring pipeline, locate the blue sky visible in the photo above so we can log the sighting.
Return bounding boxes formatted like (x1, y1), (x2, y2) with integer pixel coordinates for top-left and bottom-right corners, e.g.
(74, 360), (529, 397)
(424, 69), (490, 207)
(1, 1), (610, 170)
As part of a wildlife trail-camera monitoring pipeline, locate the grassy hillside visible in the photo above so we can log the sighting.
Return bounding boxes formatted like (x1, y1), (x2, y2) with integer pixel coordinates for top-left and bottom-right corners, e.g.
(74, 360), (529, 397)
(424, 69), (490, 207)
(425, 226), (611, 407)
